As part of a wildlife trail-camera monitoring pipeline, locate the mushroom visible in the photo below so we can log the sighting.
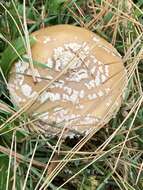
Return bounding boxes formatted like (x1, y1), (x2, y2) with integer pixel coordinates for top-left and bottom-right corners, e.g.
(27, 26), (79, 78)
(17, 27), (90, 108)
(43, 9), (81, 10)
(8, 24), (127, 137)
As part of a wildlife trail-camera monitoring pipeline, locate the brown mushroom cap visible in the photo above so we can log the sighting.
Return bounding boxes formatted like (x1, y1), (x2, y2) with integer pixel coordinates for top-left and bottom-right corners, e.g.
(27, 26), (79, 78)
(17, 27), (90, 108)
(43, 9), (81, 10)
(8, 24), (127, 137)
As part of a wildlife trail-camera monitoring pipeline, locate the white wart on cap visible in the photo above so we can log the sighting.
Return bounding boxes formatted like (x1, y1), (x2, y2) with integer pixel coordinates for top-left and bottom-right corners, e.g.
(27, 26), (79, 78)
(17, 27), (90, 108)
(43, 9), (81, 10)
(8, 24), (127, 137)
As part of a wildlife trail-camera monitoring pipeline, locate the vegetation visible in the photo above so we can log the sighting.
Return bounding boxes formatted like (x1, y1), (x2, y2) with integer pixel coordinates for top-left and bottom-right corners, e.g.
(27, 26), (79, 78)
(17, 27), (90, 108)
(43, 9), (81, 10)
(0, 0), (143, 189)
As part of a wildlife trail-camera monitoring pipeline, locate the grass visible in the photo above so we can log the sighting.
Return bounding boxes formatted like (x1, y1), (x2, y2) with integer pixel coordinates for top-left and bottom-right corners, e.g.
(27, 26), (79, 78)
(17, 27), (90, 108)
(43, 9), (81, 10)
(0, 0), (143, 189)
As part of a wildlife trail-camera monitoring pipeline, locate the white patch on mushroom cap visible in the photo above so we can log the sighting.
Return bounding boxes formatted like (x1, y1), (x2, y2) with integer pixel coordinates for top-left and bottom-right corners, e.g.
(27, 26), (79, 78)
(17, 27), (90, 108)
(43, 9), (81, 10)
(98, 90), (104, 97)
(8, 84), (22, 103)
(15, 74), (25, 86)
(91, 66), (96, 75)
(64, 42), (81, 52)
(88, 93), (97, 100)
(85, 80), (95, 89)
(39, 112), (49, 121)
(79, 90), (85, 98)
(93, 36), (100, 42)
(70, 89), (79, 103)
(101, 74), (107, 83)
(15, 60), (29, 73)
(76, 104), (84, 110)
(67, 69), (88, 82)
(95, 71), (101, 86)
(46, 75), (53, 80)
(53, 80), (65, 89)
(27, 68), (42, 82)
(43, 36), (51, 44)
(64, 86), (72, 95)
(46, 58), (53, 68)
(39, 91), (61, 103)
(21, 84), (32, 97)
(29, 91), (38, 98)
(99, 66), (104, 73)
(105, 88), (111, 94)
(105, 65), (109, 76)
(80, 115), (98, 125)
(53, 42), (90, 71)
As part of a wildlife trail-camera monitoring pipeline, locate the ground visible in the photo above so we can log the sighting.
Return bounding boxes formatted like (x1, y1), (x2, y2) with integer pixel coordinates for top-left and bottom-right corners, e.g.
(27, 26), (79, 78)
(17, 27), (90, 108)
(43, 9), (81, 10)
(0, 0), (143, 190)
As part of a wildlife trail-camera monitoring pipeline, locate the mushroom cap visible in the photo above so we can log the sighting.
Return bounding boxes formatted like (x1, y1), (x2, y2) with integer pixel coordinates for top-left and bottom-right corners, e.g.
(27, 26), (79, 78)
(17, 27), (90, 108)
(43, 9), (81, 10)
(8, 24), (127, 137)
